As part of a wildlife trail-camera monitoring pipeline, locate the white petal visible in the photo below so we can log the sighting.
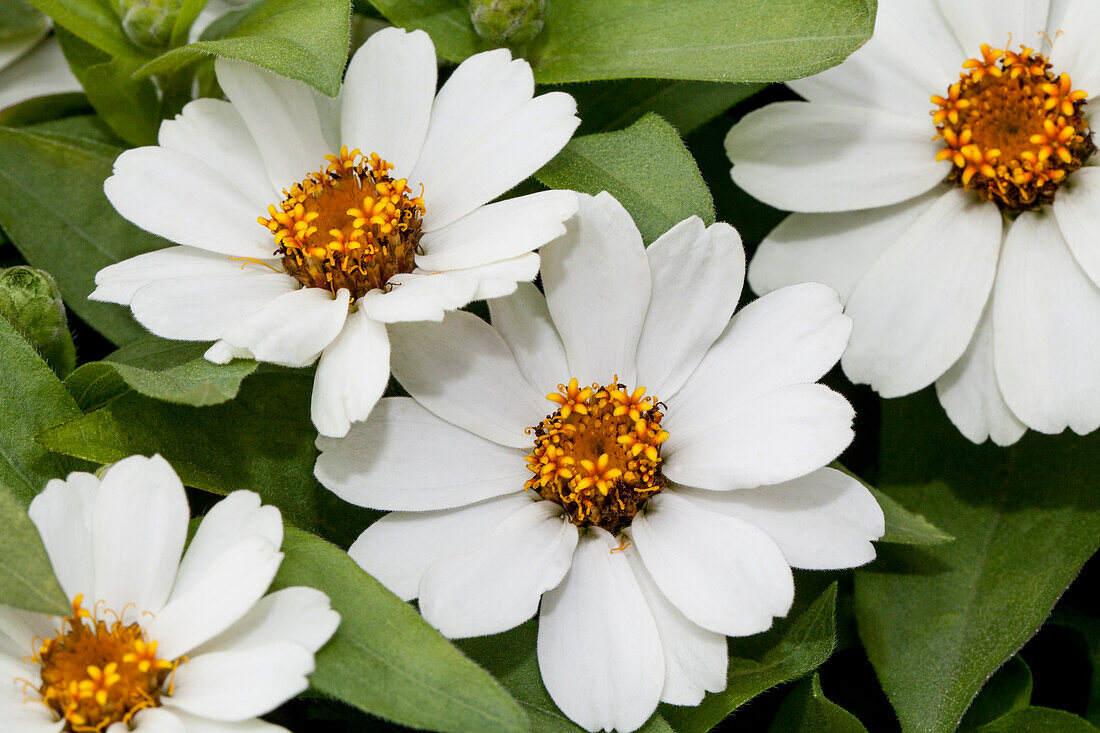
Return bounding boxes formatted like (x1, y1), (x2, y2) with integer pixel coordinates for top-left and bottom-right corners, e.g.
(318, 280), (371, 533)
(939, 0), (1050, 58)
(91, 246), (278, 306)
(311, 307), (390, 438)
(341, 28), (436, 176)
(358, 272), (478, 324)
(158, 98), (276, 206)
(215, 58), (331, 192)
(159, 710), (287, 732)
(541, 192), (651, 387)
(92, 455), (189, 617)
(676, 467), (884, 570)
(0, 36), (81, 112)
(172, 491), (283, 599)
(453, 251), (541, 300)
(747, 188), (945, 302)
(0, 605), (55, 659)
(489, 282), (569, 393)
(1049, 0), (1100, 98)
(877, 0), (968, 65)
(667, 283), (851, 432)
(348, 493), (533, 601)
(412, 50), (532, 184)
(936, 301), (1027, 446)
(415, 91), (579, 231)
(842, 188), (1004, 397)
(726, 102), (948, 212)
(664, 384), (854, 491)
(387, 311), (549, 447)
(314, 397), (530, 510)
(220, 287), (350, 367)
(204, 341), (254, 365)
(28, 472), (99, 600)
(105, 148), (276, 258)
(623, 547), (727, 707)
(417, 190), (579, 271)
(789, 4), (958, 118)
(193, 587), (338, 657)
(0, 652), (62, 730)
(129, 270), (296, 342)
(420, 501), (576, 638)
(1053, 167), (1100, 289)
(993, 210), (1100, 435)
(148, 534), (283, 660)
(538, 529), (663, 733)
(167, 642), (313, 721)
(636, 218), (746, 398)
(632, 492), (793, 636)
(125, 707), (185, 732)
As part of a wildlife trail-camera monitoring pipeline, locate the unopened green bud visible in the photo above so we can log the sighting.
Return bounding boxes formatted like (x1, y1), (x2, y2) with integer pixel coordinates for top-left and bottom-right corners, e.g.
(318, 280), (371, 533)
(469, 0), (546, 48)
(0, 267), (76, 378)
(118, 0), (181, 49)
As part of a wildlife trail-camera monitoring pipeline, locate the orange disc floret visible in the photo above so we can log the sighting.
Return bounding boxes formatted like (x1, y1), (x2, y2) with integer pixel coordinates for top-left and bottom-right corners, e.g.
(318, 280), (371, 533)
(257, 147), (425, 299)
(932, 43), (1094, 211)
(526, 377), (669, 533)
(27, 595), (182, 732)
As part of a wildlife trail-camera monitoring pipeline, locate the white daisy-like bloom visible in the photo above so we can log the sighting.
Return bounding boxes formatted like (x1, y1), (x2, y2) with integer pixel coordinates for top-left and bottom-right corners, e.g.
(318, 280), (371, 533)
(315, 193), (885, 732)
(0, 17), (82, 112)
(0, 454), (339, 732)
(90, 27), (580, 438)
(725, 0), (1100, 446)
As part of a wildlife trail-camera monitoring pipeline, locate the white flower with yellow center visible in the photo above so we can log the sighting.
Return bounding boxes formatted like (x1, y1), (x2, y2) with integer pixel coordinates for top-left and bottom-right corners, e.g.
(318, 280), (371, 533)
(91, 27), (580, 437)
(725, 0), (1100, 446)
(0, 454), (339, 732)
(315, 193), (885, 732)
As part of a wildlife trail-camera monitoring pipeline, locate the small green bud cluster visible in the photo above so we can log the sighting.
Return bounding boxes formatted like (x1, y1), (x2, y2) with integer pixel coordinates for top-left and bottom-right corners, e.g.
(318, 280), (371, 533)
(468, 0), (546, 48)
(0, 267), (76, 378)
(117, 0), (182, 49)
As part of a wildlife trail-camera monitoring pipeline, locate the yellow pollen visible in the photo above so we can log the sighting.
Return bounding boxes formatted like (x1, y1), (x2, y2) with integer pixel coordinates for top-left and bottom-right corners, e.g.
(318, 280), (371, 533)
(24, 595), (183, 732)
(932, 43), (1095, 211)
(258, 147), (425, 299)
(525, 377), (669, 532)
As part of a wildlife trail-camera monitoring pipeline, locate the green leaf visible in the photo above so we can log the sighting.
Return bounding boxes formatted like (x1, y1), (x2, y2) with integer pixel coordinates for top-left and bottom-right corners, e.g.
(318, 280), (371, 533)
(271, 527), (527, 733)
(768, 673), (868, 733)
(960, 656), (1033, 731)
(1051, 609), (1100, 725)
(855, 390), (1100, 733)
(832, 463), (953, 546)
(529, 0), (876, 83)
(37, 370), (375, 547)
(662, 582), (839, 732)
(363, 0), (486, 63)
(566, 79), (766, 136)
(67, 338), (257, 408)
(170, 0), (209, 47)
(458, 619), (675, 733)
(55, 28), (160, 146)
(0, 0), (48, 41)
(0, 482), (69, 615)
(25, 0), (143, 59)
(536, 114), (714, 244)
(0, 92), (93, 129)
(0, 316), (84, 504)
(972, 708), (1099, 733)
(136, 0), (352, 96)
(0, 126), (162, 345)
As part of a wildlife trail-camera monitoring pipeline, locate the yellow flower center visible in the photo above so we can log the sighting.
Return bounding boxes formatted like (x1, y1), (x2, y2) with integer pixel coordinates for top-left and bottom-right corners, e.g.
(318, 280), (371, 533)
(932, 43), (1095, 211)
(525, 378), (669, 533)
(257, 147), (426, 299)
(25, 595), (182, 732)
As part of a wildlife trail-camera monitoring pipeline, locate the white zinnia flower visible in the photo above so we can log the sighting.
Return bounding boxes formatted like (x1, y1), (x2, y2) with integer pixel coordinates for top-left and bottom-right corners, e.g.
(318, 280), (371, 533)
(0, 15), (81, 112)
(725, 0), (1100, 446)
(0, 454), (339, 732)
(91, 27), (580, 438)
(315, 193), (885, 732)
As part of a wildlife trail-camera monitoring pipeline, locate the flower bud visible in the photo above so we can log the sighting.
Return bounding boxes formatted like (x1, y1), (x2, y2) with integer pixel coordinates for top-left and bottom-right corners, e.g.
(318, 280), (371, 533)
(0, 267), (76, 378)
(118, 0), (181, 49)
(468, 0), (546, 48)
